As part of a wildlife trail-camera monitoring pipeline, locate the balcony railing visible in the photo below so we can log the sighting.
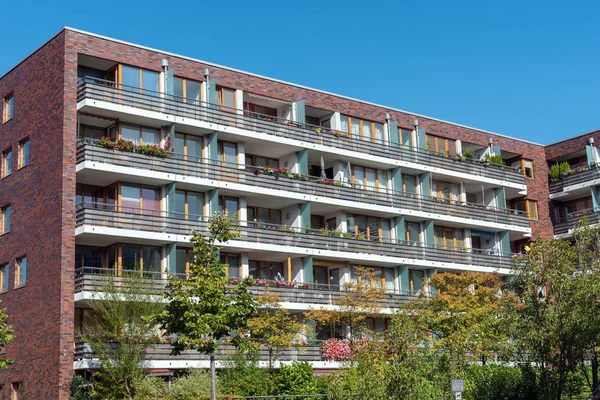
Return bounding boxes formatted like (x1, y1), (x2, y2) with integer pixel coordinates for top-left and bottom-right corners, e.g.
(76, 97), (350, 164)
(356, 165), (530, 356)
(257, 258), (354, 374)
(554, 208), (599, 235)
(74, 267), (423, 308)
(549, 164), (600, 194)
(74, 337), (324, 363)
(77, 78), (525, 184)
(76, 141), (530, 228)
(75, 205), (516, 269)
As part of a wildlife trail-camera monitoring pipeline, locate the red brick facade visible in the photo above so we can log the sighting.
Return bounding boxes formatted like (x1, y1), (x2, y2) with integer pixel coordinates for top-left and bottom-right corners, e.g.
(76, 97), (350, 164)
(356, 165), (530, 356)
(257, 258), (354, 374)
(0, 28), (580, 398)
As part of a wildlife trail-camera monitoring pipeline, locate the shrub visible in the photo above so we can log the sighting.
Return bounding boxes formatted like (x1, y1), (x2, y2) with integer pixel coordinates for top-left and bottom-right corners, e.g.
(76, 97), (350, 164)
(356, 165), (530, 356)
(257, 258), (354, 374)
(462, 148), (475, 159)
(218, 354), (275, 396)
(489, 154), (504, 165)
(170, 369), (211, 400)
(69, 375), (91, 400)
(277, 361), (320, 396)
(464, 365), (538, 400)
(549, 161), (571, 183)
(132, 375), (168, 400)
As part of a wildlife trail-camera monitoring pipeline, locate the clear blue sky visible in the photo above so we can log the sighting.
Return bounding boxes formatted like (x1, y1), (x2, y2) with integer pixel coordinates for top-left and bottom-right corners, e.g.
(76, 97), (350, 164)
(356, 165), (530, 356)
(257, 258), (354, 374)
(1, 0), (599, 144)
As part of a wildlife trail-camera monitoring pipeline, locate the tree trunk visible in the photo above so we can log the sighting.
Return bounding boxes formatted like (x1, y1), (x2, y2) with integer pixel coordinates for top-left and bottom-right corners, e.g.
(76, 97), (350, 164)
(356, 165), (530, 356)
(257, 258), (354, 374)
(210, 354), (217, 400)
(593, 351), (599, 394)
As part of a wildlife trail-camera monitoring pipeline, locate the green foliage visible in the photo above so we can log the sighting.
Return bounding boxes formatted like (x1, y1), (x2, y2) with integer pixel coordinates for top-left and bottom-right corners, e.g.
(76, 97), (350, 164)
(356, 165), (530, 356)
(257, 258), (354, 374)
(69, 376), (92, 400)
(132, 375), (168, 400)
(170, 369), (212, 400)
(0, 301), (14, 369)
(549, 161), (570, 182)
(157, 212), (258, 356)
(218, 354), (275, 396)
(86, 273), (165, 400)
(277, 361), (319, 396)
(488, 154), (504, 165)
(463, 365), (538, 400)
(462, 148), (475, 159)
(319, 368), (359, 400)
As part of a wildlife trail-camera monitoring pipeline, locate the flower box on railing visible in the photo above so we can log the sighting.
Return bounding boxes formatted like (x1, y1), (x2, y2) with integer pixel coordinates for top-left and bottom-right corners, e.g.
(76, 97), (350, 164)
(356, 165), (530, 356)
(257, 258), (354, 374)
(97, 136), (174, 158)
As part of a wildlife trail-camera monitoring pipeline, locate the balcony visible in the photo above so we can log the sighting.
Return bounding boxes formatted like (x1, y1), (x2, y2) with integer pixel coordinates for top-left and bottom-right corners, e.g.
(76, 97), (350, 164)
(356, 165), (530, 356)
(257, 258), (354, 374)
(74, 267), (421, 309)
(549, 164), (600, 195)
(77, 78), (525, 185)
(553, 208), (599, 235)
(75, 206), (516, 269)
(74, 337), (324, 365)
(76, 141), (530, 229)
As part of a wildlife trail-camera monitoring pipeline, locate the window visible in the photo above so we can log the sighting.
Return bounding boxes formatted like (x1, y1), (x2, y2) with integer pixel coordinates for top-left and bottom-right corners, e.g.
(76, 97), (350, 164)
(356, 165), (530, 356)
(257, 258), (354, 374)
(352, 166), (387, 192)
(434, 226), (464, 251)
(220, 253), (240, 278)
(522, 159), (534, 179)
(245, 153), (279, 168)
(426, 134), (456, 155)
(514, 199), (539, 220)
(249, 260), (284, 280)
(3, 95), (14, 122)
(79, 124), (107, 140)
(176, 248), (193, 278)
(401, 128), (414, 148)
(218, 140), (237, 167)
(15, 257), (26, 287)
(0, 264), (8, 292)
(1, 205), (10, 234)
(247, 206), (281, 227)
(173, 77), (201, 104)
(217, 87), (236, 110)
(121, 124), (160, 146)
(120, 65), (159, 95)
(244, 102), (277, 118)
(409, 269), (424, 295)
(120, 184), (161, 215)
(121, 244), (161, 273)
(347, 214), (391, 242)
(11, 382), (22, 400)
(432, 180), (459, 202)
(405, 222), (420, 246)
(218, 196), (239, 220)
(18, 138), (29, 168)
(174, 190), (204, 220)
(340, 115), (385, 143)
(2, 149), (12, 178)
(174, 133), (203, 161)
(75, 245), (106, 272)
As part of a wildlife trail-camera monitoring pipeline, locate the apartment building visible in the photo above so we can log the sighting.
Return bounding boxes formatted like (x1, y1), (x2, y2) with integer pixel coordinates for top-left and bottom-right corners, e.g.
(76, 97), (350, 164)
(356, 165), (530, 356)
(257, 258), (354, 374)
(0, 27), (569, 398)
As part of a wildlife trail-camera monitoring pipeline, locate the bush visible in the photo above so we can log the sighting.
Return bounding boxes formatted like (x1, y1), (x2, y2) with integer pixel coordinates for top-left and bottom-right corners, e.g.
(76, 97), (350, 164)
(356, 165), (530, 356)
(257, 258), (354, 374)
(489, 154), (504, 165)
(170, 369), (211, 400)
(464, 364), (538, 400)
(319, 368), (359, 400)
(462, 148), (475, 159)
(132, 375), (168, 400)
(277, 361), (319, 396)
(218, 354), (275, 396)
(70, 375), (91, 400)
(550, 161), (571, 183)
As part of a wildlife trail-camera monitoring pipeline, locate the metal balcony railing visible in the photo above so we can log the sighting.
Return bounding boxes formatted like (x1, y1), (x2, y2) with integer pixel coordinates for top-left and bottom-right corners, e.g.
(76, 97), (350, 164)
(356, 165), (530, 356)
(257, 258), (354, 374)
(76, 141), (530, 228)
(549, 164), (600, 194)
(75, 205), (516, 269)
(77, 78), (525, 184)
(553, 208), (599, 235)
(74, 267), (423, 308)
(74, 337), (324, 363)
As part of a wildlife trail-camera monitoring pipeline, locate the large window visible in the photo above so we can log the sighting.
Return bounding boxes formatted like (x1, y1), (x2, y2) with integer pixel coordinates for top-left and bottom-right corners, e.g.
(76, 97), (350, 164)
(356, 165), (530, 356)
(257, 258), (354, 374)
(409, 269), (424, 294)
(173, 77), (201, 104)
(218, 196), (239, 220)
(347, 214), (391, 242)
(244, 102), (277, 118)
(15, 257), (26, 287)
(75, 245), (106, 271)
(18, 138), (29, 168)
(432, 180), (459, 202)
(220, 253), (240, 278)
(175, 248), (192, 278)
(515, 199), (539, 220)
(120, 184), (161, 215)
(218, 140), (237, 167)
(403, 175), (417, 196)
(340, 115), (385, 143)
(174, 190), (204, 220)
(247, 206), (281, 227)
(174, 133), (203, 161)
(1, 205), (10, 234)
(426, 134), (456, 155)
(121, 65), (159, 95)
(401, 128), (413, 148)
(3, 94), (14, 123)
(249, 260), (284, 281)
(121, 244), (161, 273)
(217, 87), (236, 110)
(1, 148), (12, 178)
(245, 153), (278, 168)
(121, 124), (160, 146)
(405, 221), (420, 246)
(434, 226), (464, 251)
(352, 166), (387, 192)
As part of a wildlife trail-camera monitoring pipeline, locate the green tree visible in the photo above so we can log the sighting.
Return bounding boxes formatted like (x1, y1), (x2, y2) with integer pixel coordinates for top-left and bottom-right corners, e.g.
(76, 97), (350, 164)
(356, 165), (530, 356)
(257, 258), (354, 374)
(0, 300), (14, 369)
(156, 213), (258, 400)
(85, 272), (164, 400)
(248, 292), (305, 369)
(509, 220), (600, 399)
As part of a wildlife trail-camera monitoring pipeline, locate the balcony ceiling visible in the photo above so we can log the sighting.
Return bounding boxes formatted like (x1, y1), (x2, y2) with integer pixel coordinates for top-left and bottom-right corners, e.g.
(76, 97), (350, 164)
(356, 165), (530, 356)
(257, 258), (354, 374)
(78, 54), (118, 71)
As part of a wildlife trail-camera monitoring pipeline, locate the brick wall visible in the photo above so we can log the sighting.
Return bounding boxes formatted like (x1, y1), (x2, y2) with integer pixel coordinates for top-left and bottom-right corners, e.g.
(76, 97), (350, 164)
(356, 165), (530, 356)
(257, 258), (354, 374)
(545, 130), (600, 161)
(0, 32), (73, 399)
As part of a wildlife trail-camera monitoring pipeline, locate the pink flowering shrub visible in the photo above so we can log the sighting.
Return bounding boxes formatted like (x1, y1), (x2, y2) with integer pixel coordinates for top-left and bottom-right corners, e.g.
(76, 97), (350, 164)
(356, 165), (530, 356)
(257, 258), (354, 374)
(322, 338), (352, 361)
